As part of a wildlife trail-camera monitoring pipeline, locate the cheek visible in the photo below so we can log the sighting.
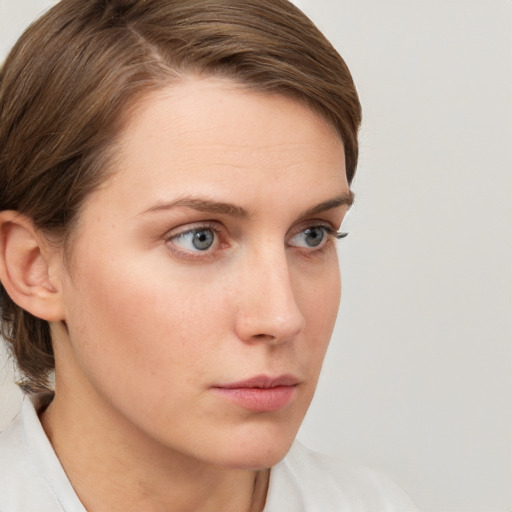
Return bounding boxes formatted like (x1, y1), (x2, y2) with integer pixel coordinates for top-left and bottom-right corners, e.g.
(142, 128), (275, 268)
(294, 255), (341, 364)
(61, 251), (226, 400)
(62, 237), (341, 405)
(297, 255), (341, 329)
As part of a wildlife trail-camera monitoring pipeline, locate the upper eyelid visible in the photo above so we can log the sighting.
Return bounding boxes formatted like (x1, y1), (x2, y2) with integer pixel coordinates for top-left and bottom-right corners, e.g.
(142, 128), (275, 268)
(165, 221), (223, 239)
(163, 222), (342, 260)
(288, 224), (338, 241)
(166, 220), (336, 238)
(165, 218), (339, 238)
(286, 219), (338, 237)
(164, 225), (222, 259)
(164, 223), (224, 256)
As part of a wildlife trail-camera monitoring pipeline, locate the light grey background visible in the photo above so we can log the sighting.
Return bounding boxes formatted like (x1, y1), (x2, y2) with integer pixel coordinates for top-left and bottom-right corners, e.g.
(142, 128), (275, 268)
(1, 1), (511, 511)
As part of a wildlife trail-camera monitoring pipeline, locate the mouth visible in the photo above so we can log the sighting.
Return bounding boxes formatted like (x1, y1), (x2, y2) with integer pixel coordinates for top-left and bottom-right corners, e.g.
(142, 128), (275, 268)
(211, 374), (299, 412)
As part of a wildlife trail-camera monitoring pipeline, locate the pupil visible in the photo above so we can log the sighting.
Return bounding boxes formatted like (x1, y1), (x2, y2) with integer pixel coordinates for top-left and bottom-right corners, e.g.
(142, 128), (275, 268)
(192, 230), (214, 250)
(305, 227), (324, 247)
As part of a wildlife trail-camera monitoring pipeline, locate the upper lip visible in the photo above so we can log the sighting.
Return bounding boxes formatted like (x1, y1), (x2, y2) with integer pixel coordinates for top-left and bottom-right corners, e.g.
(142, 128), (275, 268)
(214, 374), (300, 389)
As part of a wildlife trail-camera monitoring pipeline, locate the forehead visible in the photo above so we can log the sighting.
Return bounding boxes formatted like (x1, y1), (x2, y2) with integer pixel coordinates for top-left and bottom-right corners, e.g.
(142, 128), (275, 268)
(123, 78), (342, 152)
(86, 77), (348, 218)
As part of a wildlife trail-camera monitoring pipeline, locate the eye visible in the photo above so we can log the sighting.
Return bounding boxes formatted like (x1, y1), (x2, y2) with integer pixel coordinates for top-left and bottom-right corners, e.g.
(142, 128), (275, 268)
(289, 226), (328, 248)
(169, 227), (217, 252)
(293, 226), (326, 247)
(288, 225), (348, 250)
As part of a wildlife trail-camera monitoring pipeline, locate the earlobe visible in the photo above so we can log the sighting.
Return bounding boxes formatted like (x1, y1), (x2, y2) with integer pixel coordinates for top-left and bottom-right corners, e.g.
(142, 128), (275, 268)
(0, 211), (65, 322)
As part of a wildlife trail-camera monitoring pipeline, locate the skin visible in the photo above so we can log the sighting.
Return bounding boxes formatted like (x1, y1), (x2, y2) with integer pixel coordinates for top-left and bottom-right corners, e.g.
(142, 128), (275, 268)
(37, 77), (352, 511)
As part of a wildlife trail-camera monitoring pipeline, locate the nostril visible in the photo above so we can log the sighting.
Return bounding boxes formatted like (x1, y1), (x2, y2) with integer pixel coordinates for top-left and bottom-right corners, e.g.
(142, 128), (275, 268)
(252, 333), (275, 341)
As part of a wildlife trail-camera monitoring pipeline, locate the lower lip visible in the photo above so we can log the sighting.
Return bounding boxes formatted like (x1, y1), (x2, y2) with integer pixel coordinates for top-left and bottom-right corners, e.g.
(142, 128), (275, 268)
(212, 385), (296, 412)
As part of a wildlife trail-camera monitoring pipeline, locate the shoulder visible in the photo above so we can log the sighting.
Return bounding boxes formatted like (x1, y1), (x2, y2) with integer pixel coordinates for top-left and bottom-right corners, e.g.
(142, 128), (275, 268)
(0, 395), (47, 510)
(264, 441), (419, 512)
(0, 393), (83, 512)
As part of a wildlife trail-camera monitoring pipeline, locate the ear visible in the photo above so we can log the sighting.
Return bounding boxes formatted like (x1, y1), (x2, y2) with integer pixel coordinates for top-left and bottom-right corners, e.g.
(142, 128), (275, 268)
(0, 211), (65, 322)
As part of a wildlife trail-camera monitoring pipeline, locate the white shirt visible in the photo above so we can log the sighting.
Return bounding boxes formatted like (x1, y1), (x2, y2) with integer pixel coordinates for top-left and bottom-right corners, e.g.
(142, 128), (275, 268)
(0, 394), (418, 511)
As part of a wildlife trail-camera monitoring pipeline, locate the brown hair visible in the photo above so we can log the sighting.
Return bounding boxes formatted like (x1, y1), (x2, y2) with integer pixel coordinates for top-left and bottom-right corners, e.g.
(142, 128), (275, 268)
(0, 0), (361, 393)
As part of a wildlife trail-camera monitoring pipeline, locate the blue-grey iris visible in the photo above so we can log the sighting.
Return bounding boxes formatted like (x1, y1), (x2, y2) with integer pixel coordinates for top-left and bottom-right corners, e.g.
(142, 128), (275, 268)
(192, 229), (214, 250)
(304, 227), (324, 247)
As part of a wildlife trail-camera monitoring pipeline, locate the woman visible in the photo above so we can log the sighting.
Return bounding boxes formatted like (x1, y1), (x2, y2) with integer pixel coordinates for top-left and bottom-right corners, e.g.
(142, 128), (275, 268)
(0, 0), (417, 510)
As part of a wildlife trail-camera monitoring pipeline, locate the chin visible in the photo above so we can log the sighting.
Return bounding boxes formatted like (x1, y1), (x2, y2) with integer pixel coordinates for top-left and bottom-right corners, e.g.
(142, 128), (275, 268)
(220, 444), (294, 471)
(209, 421), (299, 470)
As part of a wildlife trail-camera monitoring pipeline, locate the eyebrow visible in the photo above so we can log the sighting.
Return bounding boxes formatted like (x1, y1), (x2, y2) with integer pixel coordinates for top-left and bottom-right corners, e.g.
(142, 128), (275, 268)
(142, 197), (248, 217)
(298, 191), (354, 218)
(140, 191), (354, 218)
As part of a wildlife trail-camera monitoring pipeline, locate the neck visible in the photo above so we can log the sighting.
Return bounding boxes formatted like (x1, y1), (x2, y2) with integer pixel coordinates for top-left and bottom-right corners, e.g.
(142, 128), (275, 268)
(40, 377), (269, 512)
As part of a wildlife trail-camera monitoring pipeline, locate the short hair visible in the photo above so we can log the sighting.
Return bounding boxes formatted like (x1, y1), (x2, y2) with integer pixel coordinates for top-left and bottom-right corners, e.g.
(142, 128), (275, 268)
(0, 0), (361, 393)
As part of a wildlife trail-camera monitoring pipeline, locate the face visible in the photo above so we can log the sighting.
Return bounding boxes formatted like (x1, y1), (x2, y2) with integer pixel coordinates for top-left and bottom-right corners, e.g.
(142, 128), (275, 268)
(54, 77), (351, 470)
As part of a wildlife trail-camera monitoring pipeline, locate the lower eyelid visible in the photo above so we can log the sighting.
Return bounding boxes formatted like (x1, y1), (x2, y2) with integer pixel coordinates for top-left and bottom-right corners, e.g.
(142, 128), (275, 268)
(287, 226), (331, 249)
(164, 224), (231, 260)
(165, 223), (340, 257)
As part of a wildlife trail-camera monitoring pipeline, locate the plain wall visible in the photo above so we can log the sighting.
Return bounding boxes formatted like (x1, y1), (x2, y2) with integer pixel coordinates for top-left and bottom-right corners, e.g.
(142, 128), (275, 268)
(1, 1), (511, 511)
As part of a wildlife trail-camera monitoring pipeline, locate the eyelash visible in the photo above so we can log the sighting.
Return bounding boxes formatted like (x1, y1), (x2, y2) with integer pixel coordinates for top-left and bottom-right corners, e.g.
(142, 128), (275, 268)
(164, 222), (348, 260)
(165, 222), (222, 259)
(295, 226), (347, 256)
(328, 228), (349, 240)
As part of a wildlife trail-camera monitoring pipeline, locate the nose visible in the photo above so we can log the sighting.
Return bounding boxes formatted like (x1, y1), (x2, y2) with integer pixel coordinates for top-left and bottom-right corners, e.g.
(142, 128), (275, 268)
(233, 246), (306, 345)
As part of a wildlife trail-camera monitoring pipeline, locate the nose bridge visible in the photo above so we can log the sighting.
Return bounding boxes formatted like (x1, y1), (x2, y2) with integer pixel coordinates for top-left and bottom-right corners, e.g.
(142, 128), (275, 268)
(234, 240), (305, 344)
